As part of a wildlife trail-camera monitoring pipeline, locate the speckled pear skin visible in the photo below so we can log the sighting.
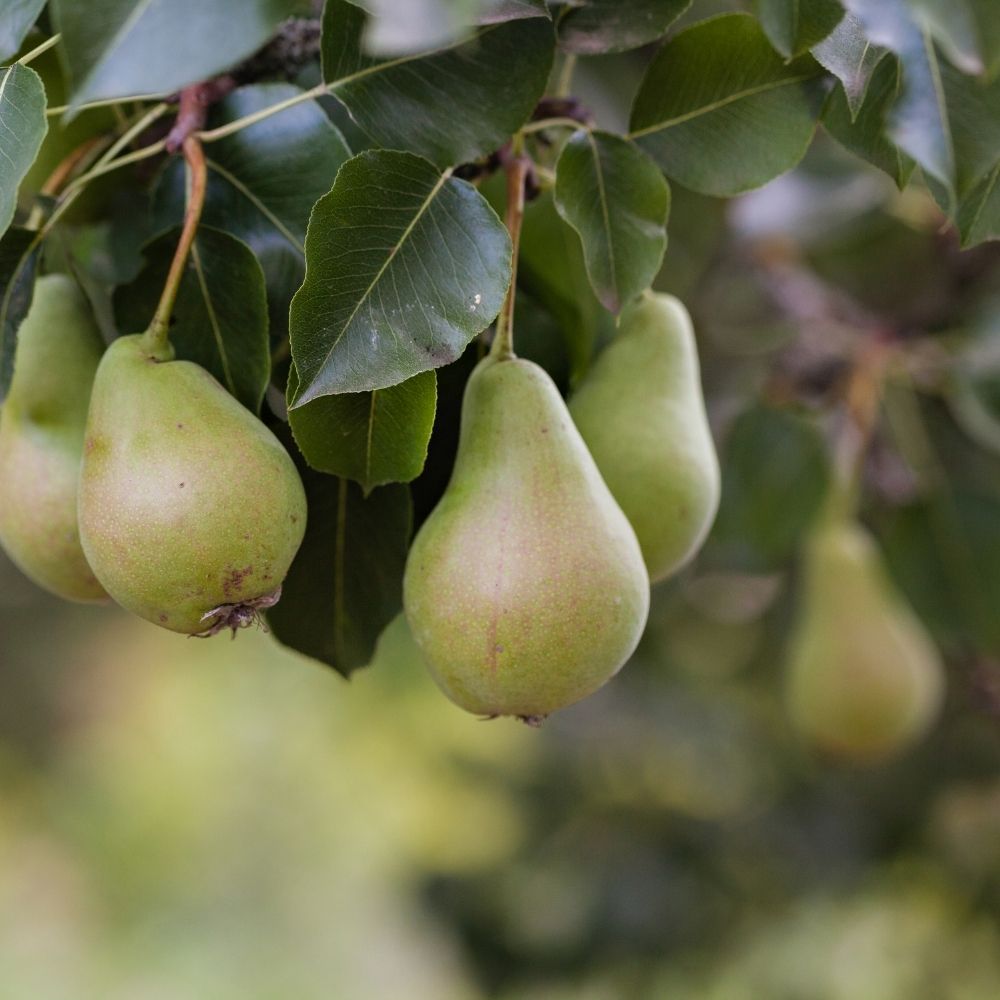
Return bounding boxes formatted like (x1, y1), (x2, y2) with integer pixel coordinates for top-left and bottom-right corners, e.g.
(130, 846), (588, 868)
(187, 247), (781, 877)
(78, 334), (307, 634)
(403, 354), (650, 720)
(786, 518), (944, 762)
(569, 293), (719, 583)
(0, 275), (107, 602)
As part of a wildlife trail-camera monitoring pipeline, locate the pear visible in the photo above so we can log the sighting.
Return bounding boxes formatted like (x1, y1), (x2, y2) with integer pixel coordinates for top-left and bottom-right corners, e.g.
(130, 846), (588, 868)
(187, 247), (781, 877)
(0, 275), (107, 602)
(78, 334), (307, 635)
(569, 292), (719, 583)
(403, 354), (650, 722)
(786, 517), (944, 762)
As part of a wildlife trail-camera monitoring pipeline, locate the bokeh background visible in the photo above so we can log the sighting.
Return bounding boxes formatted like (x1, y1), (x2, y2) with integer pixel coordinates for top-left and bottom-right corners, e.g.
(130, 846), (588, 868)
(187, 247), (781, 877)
(7, 4), (1000, 998)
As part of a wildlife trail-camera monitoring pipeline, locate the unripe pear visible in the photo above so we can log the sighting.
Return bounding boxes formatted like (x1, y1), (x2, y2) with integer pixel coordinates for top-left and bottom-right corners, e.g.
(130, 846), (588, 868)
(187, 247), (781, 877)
(786, 517), (944, 762)
(403, 354), (650, 722)
(78, 334), (307, 635)
(569, 292), (719, 582)
(0, 275), (107, 601)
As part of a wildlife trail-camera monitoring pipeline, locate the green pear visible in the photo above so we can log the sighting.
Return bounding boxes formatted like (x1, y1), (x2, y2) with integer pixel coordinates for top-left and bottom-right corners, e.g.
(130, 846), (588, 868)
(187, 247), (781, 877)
(786, 517), (944, 762)
(0, 275), (107, 602)
(569, 292), (719, 583)
(403, 354), (650, 722)
(78, 334), (307, 635)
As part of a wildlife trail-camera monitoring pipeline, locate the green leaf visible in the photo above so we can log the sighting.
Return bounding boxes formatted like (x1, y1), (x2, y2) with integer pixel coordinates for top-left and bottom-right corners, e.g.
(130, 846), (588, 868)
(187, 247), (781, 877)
(968, 0), (1000, 78)
(841, 0), (955, 201)
(956, 163), (1000, 246)
(152, 84), (350, 338)
(753, 0), (845, 58)
(629, 13), (823, 197)
(823, 55), (915, 188)
(812, 11), (885, 119)
(286, 363), (437, 493)
(267, 471), (412, 678)
(511, 186), (611, 381)
(0, 64), (47, 237)
(906, 0), (983, 75)
(555, 0), (691, 55)
(114, 226), (270, 413)
(554, 129), (669, 314)
(942, 64), (1000, 199)
(289, 150), (511, 403)
(51, 0), (309, 112)
(352, 0), (548, 55)
(321, 0), (553, 166)
(0, 0), (46, 62)
(0, 226), (39, 403)
(706, 404), (831, 571)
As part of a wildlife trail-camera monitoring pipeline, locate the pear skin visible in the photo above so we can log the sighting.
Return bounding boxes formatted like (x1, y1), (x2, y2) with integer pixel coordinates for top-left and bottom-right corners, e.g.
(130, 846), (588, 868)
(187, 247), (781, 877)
(78, 335), (307, 635)
(0, 275), (107, 601)
(786, 519), (944, 762)
(403, 354), (650, 721)
(569, 293), (719, 583)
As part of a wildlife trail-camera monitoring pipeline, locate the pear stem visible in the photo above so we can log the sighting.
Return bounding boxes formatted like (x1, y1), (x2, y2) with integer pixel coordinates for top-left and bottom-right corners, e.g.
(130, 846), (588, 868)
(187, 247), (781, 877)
(142, 136), (207, 358)
(490, 154), (530, 362)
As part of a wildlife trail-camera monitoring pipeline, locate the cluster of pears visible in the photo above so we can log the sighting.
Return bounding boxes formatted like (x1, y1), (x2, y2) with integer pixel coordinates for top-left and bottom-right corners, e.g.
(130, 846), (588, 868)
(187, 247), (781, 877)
(0, 274), (307, 636)
(403, 291), (720, 722)
(785, 507), (945, 761)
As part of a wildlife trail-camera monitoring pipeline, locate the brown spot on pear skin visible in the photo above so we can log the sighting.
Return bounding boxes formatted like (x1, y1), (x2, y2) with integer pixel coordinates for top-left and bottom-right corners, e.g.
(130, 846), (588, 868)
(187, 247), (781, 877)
(222, 565), (253, 599)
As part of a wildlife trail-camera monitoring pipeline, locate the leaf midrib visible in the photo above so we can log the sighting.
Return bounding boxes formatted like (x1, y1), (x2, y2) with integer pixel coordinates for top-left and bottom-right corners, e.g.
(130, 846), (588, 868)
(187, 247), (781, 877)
(629, 72), (815, 138)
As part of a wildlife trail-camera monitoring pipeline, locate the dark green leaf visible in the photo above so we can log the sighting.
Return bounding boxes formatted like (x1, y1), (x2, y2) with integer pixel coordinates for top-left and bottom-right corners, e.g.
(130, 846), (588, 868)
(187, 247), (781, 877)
(554, 129), (669, 314)
(842, 0), (955, 200)
(753, 0), (845, 58)
(0, 64), (47, 237)
(153, 84), (350, 339)
(287, 363), (437, 493)
(555, 0), (691, 55)
(823, 55), (915, 188)
(968, 0), (1000, 78)
(956, 164), (1000, 247)
(51, 0), (309, 112)
(0, 226), (39, 403)
(321, 0), (553, 166)
(511, 186), (611, 382)
(629, 14), (823, 196)
(267, 471), (412, 678)
(706, 405), (831, 571)
(114, 226), (269, 413)
(942, 64), (1000, 199)
(289, 150), (511, 403)
(0, 0), (46, 62)
(812, 11), (886, 119)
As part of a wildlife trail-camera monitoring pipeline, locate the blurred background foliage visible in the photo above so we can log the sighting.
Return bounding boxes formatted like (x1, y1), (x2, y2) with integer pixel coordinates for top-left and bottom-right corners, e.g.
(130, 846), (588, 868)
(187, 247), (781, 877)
(6, 2), (1000, 997)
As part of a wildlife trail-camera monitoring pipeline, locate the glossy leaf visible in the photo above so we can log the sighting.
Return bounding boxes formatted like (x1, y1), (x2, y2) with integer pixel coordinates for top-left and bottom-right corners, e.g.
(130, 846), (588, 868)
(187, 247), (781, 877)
(841, 0), (954, 200)
(753, 0), (845, 58)
(0, 0), (46, 61)
(0, 226), (38, 403)
(321, 0), (553, 166)
(153, 84), (350, 338)
(0, 64), (46, 237)
(289, 150), (511, 404)
(629, 14), (823, 197)
(114, 226), (270, 413)
(51, 0), (310, 112)
(812, 11), (885, 119)
(267, 471), (412, 677)
(353, 0), (548, 55)
(287, 364), (437, 493)
(555, 0), (690, 55)
(943, 64), (1000, 199)
(823, 55), (915, 189)
(554, 129), (670, 314)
